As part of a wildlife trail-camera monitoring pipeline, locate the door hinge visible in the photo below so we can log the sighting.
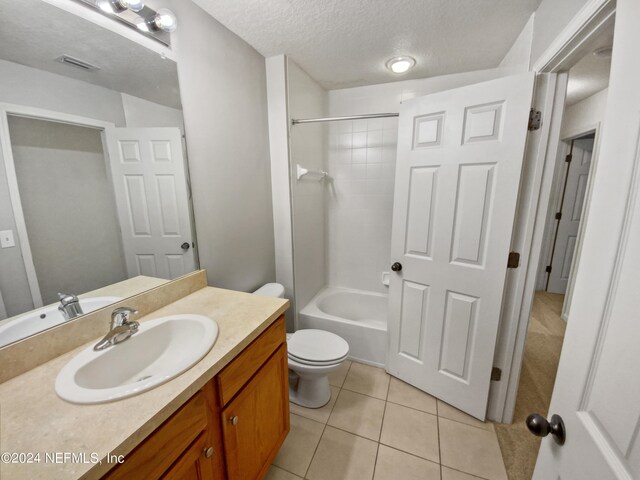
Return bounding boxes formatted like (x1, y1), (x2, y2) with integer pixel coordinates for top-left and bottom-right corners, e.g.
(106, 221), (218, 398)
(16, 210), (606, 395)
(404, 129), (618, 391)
(555, 212), (562, 220)
(491, 367), (502, 381)
(565, 154), (573, 163)
(546, 265), (552, 273)
(528, 109), (542, 131)
(507, 252), (520, 269)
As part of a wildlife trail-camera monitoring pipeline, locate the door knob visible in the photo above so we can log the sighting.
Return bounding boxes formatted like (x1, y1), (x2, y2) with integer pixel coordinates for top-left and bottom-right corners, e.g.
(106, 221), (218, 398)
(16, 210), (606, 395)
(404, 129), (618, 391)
(391, 262), (402, 272)
(181, 242), (190, 251)
(229, 415), (239, 426)
(526, 413), (566, 445)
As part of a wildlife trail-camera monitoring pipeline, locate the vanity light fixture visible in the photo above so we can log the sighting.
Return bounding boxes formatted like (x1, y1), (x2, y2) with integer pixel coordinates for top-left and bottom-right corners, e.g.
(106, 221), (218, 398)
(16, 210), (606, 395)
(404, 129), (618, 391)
(386, 56), (416, 74)
(76, 0), (175, 46)
(136, 8), (178, 33)
(98, 0), (141, 13)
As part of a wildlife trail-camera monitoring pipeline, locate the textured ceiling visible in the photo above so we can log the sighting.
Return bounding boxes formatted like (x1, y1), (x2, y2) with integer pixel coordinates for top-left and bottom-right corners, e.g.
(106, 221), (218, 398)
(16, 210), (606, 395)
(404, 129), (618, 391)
(566, 24), (614, 106)
(194, 0), (542, 89)
(0, 0), (181, 109)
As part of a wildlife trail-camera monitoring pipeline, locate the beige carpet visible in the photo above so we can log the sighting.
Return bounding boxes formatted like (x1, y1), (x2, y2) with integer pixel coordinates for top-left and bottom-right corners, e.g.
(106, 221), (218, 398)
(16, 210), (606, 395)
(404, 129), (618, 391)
(495, 291), (566, 480)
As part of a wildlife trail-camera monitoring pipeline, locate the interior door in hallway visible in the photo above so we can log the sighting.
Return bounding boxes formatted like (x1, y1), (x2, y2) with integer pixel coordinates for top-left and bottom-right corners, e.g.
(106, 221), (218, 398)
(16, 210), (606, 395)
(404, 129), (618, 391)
(104, 127), (196, 280)
(386, 73), (535, 420)
(547, 138), (593, 294)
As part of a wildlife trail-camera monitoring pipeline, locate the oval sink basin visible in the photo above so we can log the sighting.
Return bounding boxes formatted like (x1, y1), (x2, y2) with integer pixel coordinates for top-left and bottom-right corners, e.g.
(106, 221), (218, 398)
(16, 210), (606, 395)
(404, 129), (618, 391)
(55, 314), (218, 404)
(0, 296), (123, 348)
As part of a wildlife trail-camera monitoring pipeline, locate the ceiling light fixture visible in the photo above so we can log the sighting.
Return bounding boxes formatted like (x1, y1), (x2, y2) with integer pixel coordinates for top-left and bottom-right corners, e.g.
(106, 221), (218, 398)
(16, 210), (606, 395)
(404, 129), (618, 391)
(386, 56), (416, 74)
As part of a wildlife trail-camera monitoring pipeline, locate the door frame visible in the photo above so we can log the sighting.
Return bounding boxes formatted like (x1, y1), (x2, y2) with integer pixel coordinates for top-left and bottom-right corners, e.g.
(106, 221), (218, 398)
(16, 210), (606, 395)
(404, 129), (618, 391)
(536, 125), (601, 320)
(0, 103), (115, 309)
(487, 0), (616, 422)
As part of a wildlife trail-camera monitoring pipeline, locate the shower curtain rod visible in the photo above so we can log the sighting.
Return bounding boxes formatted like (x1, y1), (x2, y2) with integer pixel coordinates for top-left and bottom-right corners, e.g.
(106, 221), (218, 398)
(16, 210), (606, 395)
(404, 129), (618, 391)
(291, 113), (399, 125)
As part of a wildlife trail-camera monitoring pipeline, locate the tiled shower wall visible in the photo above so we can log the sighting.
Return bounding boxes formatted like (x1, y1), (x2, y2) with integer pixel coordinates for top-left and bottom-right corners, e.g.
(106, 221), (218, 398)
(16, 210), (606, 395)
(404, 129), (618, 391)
(326, 116), (398, 294)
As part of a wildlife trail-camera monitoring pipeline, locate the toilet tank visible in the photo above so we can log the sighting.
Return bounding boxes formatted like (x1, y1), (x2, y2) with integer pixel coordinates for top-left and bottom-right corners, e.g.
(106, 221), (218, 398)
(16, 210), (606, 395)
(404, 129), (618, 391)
(252, 283), (285, 298)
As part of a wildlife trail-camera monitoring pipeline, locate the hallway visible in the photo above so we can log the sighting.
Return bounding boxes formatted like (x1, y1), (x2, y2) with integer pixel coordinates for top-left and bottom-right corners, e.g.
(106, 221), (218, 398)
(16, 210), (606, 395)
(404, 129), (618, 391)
(495, 292), (566, 480)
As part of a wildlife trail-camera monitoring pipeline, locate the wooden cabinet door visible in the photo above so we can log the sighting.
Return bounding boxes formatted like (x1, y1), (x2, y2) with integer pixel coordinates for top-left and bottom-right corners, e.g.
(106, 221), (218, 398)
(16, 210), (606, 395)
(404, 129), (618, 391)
(162, 433), (215, 480)
(222, 344), (290, 480)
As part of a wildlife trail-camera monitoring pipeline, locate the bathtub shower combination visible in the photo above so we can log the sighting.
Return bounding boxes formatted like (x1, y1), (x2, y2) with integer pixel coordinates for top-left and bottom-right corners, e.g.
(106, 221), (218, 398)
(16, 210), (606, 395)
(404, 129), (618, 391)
(299, 286), (388, 366)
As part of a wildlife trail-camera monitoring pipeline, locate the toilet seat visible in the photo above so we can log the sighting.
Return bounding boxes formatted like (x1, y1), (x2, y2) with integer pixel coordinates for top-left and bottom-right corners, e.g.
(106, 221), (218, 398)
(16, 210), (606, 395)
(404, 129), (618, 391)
(288, 351), (349, 367)
(287, 329), (349, 365)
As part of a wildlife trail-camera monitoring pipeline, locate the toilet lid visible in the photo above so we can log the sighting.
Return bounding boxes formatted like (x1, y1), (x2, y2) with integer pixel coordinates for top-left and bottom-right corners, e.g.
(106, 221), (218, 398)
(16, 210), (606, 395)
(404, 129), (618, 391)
(287, 329), (349, 364)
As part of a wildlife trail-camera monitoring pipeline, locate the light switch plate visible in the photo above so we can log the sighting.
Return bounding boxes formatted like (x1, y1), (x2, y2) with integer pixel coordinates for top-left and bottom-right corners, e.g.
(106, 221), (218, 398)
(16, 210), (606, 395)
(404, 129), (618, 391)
(0, 230), (15, 248)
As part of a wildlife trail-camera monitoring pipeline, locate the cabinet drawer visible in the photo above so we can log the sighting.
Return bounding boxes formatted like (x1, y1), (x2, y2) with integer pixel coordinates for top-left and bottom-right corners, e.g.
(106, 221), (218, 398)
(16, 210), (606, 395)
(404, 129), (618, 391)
(217, 315), (285, 406)
(103, 391), (208, 480)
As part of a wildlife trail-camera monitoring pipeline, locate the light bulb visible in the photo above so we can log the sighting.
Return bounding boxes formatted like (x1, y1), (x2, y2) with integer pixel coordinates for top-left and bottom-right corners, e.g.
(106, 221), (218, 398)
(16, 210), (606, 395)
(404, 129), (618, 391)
(154, 8), (177, 32)
(124, 0), (144, 12)
(386, 56), (416, 74)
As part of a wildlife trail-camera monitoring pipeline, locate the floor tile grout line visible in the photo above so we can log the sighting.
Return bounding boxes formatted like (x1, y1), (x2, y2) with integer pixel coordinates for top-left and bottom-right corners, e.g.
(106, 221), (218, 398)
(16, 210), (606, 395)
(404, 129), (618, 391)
(441, 464), (494, 480)
(380, 442), (442, 467)
(303, 363), (352, 479)
(436, 413), (443, 479)
(371, 400), (389, 480)
(437, 413), (496, 433)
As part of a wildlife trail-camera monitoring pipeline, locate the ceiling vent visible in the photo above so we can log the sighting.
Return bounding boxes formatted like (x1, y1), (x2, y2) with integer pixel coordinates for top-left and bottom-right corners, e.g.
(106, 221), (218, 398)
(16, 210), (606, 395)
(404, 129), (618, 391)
(55, 55), (101, 72)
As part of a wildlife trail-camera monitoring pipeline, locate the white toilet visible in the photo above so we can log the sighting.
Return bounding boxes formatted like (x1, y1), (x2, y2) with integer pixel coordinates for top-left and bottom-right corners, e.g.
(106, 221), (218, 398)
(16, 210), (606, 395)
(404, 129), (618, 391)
(253, 283), (350, 408)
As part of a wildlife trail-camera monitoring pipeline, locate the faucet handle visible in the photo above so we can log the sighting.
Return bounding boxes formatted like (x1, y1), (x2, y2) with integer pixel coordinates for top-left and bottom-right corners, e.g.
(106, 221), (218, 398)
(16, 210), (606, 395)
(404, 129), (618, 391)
(58, 292), (79, 305)
(111, 307), (139, 327)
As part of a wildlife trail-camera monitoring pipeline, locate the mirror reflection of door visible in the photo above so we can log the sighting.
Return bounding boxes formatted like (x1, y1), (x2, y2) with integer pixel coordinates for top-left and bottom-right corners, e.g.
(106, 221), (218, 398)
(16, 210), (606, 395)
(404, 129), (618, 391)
(0, 0), (198, 345)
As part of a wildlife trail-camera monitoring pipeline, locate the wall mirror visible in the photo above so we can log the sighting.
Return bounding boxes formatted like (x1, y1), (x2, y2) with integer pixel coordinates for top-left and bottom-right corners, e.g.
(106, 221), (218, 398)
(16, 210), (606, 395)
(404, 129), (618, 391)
(0, 0), (198, 347)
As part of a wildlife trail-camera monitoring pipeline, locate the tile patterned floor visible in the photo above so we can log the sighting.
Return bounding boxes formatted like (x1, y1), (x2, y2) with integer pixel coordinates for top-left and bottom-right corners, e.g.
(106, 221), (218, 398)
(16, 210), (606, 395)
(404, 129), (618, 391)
(269, 361), (507, 480)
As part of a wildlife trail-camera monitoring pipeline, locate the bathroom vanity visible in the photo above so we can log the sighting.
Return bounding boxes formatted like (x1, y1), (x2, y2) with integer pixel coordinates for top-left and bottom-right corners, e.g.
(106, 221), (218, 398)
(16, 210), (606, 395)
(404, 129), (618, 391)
(104, 316), (288, 480)
(0, 271), (290, 480)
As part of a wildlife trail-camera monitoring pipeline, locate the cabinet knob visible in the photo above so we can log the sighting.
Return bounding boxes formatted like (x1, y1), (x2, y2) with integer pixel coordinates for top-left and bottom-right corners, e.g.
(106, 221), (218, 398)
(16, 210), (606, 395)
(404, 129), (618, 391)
(229, 415), (239, 426)
(203, 447), (214, 458)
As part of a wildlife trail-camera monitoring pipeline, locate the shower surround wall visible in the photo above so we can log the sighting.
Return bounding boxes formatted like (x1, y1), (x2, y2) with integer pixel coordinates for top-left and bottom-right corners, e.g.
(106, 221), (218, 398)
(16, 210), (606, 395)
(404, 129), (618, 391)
(326, 117), (397, 294)
(287, 60), (328, 313)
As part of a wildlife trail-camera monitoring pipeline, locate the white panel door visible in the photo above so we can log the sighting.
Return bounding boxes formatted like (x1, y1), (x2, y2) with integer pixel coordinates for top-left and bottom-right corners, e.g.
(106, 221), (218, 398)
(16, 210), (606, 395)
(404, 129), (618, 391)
(547, 140), (593, 294)
(104, 127), (195, 280)
(387, 73), (535, 420)
(534, 1), (640, 477)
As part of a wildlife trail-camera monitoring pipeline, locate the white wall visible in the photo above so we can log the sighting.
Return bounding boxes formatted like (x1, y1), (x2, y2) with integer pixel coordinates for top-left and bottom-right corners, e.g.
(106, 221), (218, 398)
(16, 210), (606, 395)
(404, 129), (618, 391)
(121, 94), (184, 133)
(498, 14), (534, 73)
(0, 59), (126, 126)
(265, 55), (295, 329)
(288, 60), (328, 310)
(531, 0), (592, 67)
(165, 0), (276, 292)
(326, 69), (509, 294)
(560, 88), (608, 139)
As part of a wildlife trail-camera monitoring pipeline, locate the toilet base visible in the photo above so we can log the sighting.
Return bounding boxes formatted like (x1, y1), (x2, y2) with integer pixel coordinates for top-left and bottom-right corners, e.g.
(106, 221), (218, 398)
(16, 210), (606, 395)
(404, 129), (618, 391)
(288, 370), (332, 409)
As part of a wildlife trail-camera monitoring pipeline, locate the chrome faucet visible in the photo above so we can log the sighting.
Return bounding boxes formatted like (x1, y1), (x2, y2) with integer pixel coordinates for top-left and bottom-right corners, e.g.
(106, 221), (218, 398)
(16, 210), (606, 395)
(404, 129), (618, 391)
(58, 293), (84, 321)
(93, 307), (140, 351)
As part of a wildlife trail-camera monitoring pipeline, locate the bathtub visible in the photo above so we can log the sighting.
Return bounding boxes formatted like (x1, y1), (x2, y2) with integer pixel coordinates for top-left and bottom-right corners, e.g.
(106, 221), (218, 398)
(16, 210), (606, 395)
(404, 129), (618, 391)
(298, 286), (388, 367)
